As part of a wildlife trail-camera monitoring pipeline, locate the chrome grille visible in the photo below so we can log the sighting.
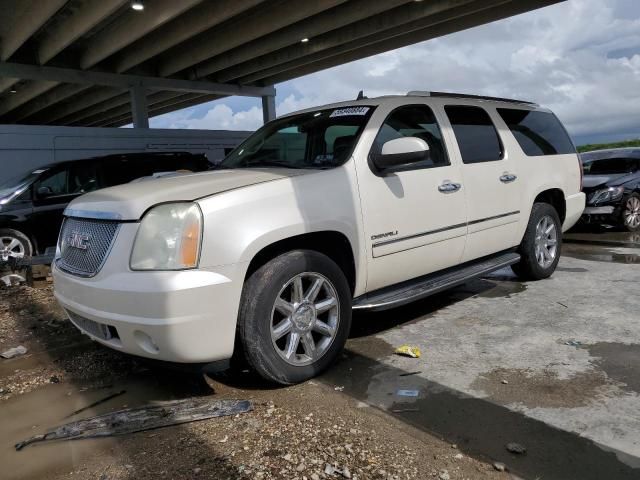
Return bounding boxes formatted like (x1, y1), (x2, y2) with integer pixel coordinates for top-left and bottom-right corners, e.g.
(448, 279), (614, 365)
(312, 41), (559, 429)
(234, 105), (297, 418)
(67, 310), (114, 341)
(57, 217), (120, 277)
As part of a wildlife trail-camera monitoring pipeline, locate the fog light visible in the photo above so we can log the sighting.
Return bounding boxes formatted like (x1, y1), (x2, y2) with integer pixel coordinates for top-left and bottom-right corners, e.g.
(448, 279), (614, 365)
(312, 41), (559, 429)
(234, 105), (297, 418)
(134, 330), (159, 354)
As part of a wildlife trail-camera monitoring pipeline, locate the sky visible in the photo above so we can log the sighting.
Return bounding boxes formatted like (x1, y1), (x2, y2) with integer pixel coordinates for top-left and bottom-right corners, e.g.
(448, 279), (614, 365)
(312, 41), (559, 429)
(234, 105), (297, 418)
(150, 0), (640, 146)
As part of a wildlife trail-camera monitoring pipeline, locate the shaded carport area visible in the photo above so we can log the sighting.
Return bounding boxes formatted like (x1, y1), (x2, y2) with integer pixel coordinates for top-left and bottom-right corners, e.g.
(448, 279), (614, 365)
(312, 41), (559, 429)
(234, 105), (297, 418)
(6, 2), (639, 480)
(0, 0), (560, 128)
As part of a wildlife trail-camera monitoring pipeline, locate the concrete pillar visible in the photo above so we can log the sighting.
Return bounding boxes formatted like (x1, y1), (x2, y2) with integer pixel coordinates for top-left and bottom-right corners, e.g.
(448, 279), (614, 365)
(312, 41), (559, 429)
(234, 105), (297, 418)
(129, 85), (149, 128)
(262, 94), (276, 124)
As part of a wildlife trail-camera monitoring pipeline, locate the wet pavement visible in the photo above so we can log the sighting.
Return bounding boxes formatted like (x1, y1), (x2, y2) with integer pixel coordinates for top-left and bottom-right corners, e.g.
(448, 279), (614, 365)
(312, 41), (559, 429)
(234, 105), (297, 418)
(1, 228), (639, 479)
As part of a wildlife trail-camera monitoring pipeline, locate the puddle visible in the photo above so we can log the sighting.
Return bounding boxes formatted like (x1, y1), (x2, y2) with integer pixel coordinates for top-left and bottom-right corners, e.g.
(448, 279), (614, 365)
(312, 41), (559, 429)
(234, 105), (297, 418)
(556, 266), (589, 272)
(563, 244), (640, 264)
(0, 372), (212, 480)
(321, 349), (640, 479)
(474, 280), (527, 299)
(471, 367), (610, 408)
(564, 231), (640, 248)
(586, 342), (640, 394)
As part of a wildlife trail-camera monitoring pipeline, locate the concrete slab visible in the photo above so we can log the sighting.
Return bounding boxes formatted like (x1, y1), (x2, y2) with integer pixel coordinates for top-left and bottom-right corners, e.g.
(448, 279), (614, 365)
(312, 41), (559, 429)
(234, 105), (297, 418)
(324, 240), (640, 479)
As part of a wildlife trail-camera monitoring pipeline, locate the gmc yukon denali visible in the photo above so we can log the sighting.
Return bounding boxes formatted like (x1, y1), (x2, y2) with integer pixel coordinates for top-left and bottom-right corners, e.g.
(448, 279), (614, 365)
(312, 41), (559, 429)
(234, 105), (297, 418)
(53, 92), (585, 384)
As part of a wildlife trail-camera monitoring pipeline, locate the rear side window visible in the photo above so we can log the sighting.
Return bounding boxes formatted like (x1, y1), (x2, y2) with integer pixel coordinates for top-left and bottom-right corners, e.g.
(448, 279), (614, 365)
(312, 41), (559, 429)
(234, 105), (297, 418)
(497, 109), (575, 156)
(445, 106), (503, 164)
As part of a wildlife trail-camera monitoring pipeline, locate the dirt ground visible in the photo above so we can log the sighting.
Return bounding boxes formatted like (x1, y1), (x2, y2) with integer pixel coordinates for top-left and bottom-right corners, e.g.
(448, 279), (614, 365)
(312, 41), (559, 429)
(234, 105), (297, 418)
(0, 284), (510, 480)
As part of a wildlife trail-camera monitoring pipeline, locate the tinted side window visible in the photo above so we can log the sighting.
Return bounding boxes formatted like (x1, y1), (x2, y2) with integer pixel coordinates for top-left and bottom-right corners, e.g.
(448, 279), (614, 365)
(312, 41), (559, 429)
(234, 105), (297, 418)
(445, 106), (503, 164)
(372, 104), (449, 168)
(37, 170), (68, 195)
(497, 109), (575, 156)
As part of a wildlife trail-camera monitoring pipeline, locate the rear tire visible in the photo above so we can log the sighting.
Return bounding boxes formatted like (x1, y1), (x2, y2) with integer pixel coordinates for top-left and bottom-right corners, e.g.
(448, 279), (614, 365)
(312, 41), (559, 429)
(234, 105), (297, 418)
(0, 228), (33, 263)
(511, 203), (561, 280)
(621, 193), (640, 232)
(237, 250), (352, 385)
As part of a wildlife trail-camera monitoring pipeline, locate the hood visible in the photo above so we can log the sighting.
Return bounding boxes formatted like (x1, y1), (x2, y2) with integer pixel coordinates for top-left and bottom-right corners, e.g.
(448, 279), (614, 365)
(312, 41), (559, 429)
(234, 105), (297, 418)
(582, 173), (629, 190)
(66, 168), (308, 220)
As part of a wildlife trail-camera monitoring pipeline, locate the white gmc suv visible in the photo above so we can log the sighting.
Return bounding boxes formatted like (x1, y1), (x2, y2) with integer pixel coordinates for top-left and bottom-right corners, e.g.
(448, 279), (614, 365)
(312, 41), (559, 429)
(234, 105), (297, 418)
(53, 92), (585, 384)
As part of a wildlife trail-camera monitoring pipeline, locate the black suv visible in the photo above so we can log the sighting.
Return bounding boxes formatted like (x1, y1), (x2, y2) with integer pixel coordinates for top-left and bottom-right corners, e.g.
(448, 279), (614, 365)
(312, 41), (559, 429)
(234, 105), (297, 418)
(581, 148), (640, 231)
(0, 152), (212, 260)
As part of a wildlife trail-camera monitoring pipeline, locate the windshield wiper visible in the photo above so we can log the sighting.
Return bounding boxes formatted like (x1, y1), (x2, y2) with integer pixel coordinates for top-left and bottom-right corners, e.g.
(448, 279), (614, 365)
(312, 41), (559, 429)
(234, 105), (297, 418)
(239, 160), (307, 169)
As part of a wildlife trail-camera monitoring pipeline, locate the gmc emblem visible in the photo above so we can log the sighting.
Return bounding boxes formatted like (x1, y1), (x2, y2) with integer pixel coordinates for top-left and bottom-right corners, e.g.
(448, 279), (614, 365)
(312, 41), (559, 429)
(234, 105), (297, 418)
(68, 231), (91, 250)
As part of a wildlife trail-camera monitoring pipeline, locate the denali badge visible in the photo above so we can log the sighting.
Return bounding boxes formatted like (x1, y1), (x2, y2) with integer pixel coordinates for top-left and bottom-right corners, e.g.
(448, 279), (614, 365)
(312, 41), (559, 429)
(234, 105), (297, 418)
(371, 230), (398, 241)
(68, 231), (91, 250)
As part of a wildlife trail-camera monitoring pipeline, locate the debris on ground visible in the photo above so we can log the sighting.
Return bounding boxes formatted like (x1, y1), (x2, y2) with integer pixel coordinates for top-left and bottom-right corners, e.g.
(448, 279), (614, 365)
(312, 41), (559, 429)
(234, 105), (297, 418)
(501, 379), (509, 384)
(438, 469), (450, 480)
(493, 462), (506, 471)
(565, 340), (582, 347)
(506, 442), (527, 454)
(1, 345), (27, 358)
(334, 385), (344, 391)
(396, 389), (420, 397)
(399, 371), (422, 377)
(0, 273), (26, 286)
(395, 345), (421, 358)
(16, 397), (252, 450)
(65, 389), (127, 418)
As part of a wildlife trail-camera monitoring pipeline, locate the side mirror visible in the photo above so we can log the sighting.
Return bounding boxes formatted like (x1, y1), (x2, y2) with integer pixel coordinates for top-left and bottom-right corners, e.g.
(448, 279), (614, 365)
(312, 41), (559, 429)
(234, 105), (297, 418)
(37, 186), (53, 197)
(372, 137), (430, 171)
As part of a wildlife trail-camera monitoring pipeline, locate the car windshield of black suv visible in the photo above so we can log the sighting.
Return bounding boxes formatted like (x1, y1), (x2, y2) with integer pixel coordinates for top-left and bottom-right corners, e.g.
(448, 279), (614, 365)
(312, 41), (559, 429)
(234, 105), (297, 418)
(0, 170), (43, 201)
(586, 158), (639, 175)
(218, 106), (375, 170)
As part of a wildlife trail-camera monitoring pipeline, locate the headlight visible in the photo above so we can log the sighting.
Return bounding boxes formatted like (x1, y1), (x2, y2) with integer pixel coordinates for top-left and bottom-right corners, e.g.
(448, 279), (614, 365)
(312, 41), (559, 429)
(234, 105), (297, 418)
(588, 186), (624, 205)
(130, 202), (203, 270)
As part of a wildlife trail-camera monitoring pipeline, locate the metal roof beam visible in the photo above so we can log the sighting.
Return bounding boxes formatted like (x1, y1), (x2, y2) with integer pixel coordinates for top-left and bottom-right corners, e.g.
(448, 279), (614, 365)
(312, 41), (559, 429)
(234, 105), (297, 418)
(253, 0), (561, 86)
(111, 0), (265, 73)
(193, 0), (411, 81)
(37, 0), (129, 65)
(79, 0), (202, 69)
(91, 93), (219, 128)
(157, 0), (348, 77)
(35, 87), (126, 125)
(0, 80), (59, 116)
(8, 84), (92, 122)
(0, 62), (275, 97)
(0, 0), (67, 61)
(217, 0), (483, 84)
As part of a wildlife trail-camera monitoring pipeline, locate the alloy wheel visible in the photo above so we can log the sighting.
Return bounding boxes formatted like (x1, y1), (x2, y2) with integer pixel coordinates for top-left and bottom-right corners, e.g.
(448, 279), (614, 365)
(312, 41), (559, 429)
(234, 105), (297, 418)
(270, 272), (339, 367)
(0, 236), (26, 262)
(623, 196), (640, 229)
(534, 215), (558, 268)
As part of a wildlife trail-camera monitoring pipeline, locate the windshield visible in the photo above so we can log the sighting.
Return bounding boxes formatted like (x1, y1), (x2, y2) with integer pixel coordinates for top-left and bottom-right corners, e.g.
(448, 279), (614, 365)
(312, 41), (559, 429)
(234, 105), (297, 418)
(586, 158), (639, 175)
(0, 170), (43, 201)
(219, 106), (375, 170)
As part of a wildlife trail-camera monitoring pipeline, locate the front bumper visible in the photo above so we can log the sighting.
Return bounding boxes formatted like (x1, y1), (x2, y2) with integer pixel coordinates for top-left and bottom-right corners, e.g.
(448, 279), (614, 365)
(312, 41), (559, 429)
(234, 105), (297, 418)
(52, 261), (246, 363)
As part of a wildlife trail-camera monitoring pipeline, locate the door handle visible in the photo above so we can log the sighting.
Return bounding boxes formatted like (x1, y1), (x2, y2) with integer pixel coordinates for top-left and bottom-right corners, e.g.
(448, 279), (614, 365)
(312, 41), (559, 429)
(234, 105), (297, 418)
(500, 173), (517, 183)
(438, 181), (462, 193)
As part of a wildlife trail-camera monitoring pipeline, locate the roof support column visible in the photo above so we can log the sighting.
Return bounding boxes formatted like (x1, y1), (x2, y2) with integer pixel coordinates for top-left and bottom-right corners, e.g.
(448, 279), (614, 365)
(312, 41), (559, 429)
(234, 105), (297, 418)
(261, 94), (276, 124)
(129, 85), (149, 128)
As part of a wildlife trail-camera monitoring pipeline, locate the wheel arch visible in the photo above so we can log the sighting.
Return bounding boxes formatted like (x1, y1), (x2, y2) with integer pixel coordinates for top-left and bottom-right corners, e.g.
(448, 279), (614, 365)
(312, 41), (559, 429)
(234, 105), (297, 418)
(244, 230), (357, 296)
(533, 188), (566, 223)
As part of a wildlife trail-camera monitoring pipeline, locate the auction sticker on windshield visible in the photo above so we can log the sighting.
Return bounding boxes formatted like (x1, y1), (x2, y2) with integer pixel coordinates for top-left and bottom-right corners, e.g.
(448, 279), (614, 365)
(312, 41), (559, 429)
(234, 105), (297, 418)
(330, 106), (370, 117)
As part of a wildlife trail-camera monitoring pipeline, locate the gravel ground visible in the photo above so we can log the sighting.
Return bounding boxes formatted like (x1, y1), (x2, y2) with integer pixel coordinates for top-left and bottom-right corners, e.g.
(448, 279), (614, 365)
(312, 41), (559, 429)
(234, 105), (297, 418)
(1, 283), (510, 480)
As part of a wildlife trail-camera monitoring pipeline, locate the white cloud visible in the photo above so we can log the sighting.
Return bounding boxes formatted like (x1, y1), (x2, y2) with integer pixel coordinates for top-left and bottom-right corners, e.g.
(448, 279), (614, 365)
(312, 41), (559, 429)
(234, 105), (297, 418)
(152, 0), (640, 144)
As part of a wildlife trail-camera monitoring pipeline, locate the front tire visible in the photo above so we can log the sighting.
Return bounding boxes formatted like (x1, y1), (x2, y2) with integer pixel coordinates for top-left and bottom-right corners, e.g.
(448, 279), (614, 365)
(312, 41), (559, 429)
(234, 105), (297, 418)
(237, 250), (352, 385)
(621, 193), (640, 232)
(511, 203), (562, 280)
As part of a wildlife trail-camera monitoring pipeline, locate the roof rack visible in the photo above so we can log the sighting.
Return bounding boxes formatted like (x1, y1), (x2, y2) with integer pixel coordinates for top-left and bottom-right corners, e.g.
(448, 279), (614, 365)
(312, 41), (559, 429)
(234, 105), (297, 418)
(406, 91), (537, 106)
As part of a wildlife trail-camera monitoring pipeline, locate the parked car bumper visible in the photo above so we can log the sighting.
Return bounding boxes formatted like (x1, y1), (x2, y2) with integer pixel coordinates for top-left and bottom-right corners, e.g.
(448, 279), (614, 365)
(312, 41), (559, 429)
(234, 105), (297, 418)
(563, 192), (586, 231)
(580, 203), (620, 224)
(52, 261), (245, 363)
